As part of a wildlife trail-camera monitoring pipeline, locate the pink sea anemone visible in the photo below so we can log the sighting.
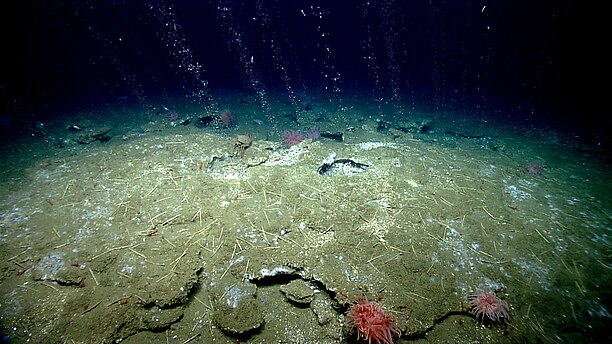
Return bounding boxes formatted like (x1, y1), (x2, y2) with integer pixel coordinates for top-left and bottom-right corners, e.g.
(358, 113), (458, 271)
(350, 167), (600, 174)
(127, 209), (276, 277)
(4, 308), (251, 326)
(468, 290), (509, 323)
(347, 297), (401, 344)
(165, 111), (179, 122)
(217, 109), (234, 127)
(527, 163), (543, 175)
(282, 129), (305, 147)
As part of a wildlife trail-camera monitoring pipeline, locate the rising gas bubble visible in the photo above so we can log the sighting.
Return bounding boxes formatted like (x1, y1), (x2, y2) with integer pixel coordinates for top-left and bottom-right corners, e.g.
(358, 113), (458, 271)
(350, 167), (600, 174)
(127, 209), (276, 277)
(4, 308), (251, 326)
(380, 0), (403, 114)
(254, 0), (299, 119)
(147, 2), (214, 111)
(427, 1), (447, 110)
(214, 1), (271, 115)
(71, 0), (145, 104)
(360, 1), (383, 98)
(300, 4), (343, 107)
(360, 0), (403, 115)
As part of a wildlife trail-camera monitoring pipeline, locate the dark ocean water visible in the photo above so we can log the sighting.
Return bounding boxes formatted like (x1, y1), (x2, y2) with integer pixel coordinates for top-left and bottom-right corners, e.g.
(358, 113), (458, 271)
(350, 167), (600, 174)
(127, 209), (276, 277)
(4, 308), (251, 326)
(0, 0), (599, 139)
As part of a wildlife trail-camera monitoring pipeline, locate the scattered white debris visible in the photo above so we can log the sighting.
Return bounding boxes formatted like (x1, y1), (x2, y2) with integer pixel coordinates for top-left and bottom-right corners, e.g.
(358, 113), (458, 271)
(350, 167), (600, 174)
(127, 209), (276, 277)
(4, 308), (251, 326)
(356, 142), (386, 150)
(505, 184), (531, 200)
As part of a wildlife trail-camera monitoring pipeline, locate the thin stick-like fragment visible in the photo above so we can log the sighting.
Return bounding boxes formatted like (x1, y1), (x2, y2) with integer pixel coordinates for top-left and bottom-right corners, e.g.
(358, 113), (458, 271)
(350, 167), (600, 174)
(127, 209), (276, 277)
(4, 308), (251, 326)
(183, 333), (201, 344)
(242, 259), (250, 283)
(7, 248), (29, 262)
(82, 300), (102, 314)
(128, 248), (147, 259)
(482, 207), (497, 220)
(170, 247), (189, 272)
(534, 228), (550, 243)
(246, 179), (258, 193)
(89, 268), (99, 286)
(149, 211), (167, 224)
(90, 244), (139, 260)
(40, 282), (59, 291)
(191, 208), (202, 224)
(161, 214), (181, 226)
(145, 183), (160, 197)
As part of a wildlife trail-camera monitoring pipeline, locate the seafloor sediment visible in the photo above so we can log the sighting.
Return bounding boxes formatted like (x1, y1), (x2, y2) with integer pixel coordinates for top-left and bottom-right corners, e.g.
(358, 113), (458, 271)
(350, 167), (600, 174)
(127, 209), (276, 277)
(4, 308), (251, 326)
(0, 98), (609, 343)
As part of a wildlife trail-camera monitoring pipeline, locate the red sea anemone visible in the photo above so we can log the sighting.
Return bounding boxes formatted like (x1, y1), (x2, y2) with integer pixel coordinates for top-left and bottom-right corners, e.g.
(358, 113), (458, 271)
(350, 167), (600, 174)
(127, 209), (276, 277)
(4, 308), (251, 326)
(469, 290), (509, 323)
(282, 129), (305, 147)
(347, 297), (401, 344)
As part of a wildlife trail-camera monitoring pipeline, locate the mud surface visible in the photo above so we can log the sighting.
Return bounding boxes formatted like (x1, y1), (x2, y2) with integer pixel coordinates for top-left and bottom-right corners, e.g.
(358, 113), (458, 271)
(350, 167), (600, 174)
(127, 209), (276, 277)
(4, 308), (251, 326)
(1, 98), (610, 343)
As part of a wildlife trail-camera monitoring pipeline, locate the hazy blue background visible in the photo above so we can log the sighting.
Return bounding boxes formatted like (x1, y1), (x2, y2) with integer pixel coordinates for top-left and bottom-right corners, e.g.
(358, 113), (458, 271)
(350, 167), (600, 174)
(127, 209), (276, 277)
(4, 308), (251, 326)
(0, 1), (600, 137)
